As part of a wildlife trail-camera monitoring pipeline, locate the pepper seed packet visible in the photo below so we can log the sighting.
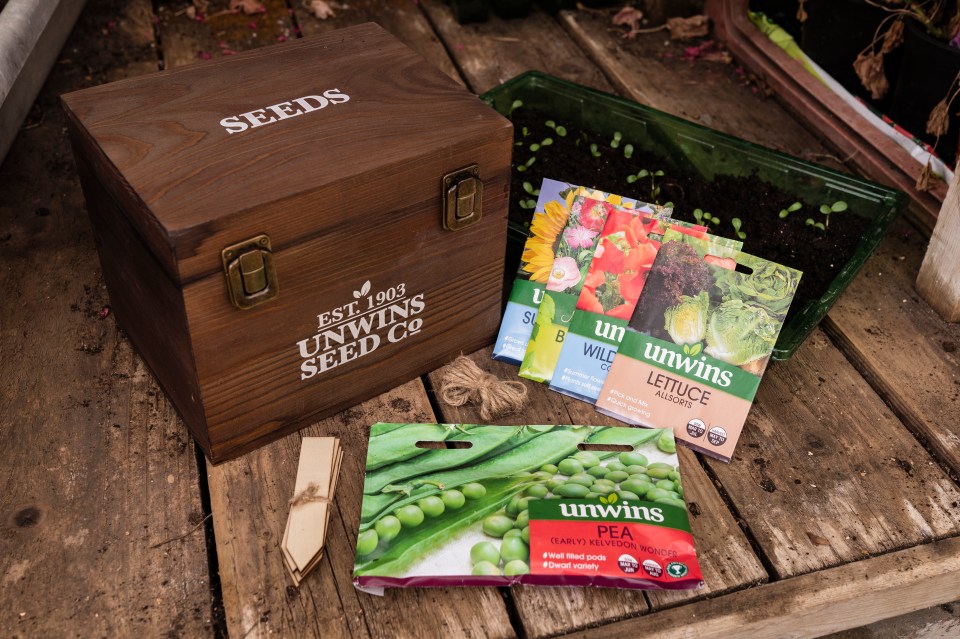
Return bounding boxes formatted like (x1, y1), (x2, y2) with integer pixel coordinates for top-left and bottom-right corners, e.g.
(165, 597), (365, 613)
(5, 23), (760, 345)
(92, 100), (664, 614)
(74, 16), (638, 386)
(518, 196), (672, 383)
(596, 235), (801, 462)
(549, 221), (743, 404)
(493, 180), (641, 365)
(353, 423), (704, 594)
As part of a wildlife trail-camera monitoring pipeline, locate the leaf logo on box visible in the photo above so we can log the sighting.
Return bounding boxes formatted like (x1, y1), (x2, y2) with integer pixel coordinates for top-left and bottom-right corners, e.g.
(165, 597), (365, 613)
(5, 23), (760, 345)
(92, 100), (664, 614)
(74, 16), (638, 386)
(219, 89), (350, 135)
(296, 281), (426, 380)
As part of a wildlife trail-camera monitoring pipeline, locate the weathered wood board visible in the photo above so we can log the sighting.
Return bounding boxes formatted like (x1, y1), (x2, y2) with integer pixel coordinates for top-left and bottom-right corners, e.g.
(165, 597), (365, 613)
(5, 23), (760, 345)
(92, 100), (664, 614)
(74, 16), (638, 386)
(207, 380), (517, 639)
(0, 1), (213, 636)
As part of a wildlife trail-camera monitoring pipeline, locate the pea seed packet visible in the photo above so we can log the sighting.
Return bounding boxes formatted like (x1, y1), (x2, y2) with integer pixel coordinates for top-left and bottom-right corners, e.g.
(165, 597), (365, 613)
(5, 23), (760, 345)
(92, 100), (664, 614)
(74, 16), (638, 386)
(492, 179), (643, 365)
(596, 236), (801, 462)
(518, 196), (672, 383)
(353, 423), (703, 594)
(549, 223), (742, 404)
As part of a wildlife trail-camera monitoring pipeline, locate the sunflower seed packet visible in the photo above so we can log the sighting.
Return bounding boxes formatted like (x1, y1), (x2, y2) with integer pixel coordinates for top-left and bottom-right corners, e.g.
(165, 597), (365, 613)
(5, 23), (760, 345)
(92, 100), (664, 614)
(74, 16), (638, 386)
(549, 221), (742, 404)
(492, 179), (643, 365)
(596, 235), (801, 462)
(518, 196), (671, 384)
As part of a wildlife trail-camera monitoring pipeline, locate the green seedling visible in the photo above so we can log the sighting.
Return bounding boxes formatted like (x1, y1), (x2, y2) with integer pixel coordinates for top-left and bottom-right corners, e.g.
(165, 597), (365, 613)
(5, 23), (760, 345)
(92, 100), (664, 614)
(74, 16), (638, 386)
(529, 138), (553, 152)
(693, 208), (720, 228)
(515, 126), (531, 147)
(522, 181), (540, 196)
(623, 143), (634, 159)
(778, 201), (802, 219)
(610, 131), (623, 149)
(516, 156), (536, 173)
(626, 169), (665, 200)
(519, 182), (540, 208)
(509, 99), (523, 115)
(589, 143), (602, 158)
(731, 217), (746, 240)
(806, 200), (847, 231)
(545, 120), (567, 137)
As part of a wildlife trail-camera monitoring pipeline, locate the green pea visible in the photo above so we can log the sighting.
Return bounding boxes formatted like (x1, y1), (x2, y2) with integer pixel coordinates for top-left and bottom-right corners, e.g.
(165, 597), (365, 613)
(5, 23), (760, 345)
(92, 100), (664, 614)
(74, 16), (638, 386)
(628, 473), (650, 482)
(356, 529), (379, 556)
(482, 514), (515, 538)
(591, 483), (615, 495)
(676, 484), (684, 497)
(515, 510), (530, 528)
(395, 505), (424, 527)
(503, 560), (530, 576)
(646, 466), (672, 479)
(501, 537), (530, 562)
(532, 471), (554, 481)
(540, 463), (559, 474)
(506, 495), (523, 516)
(620, 479), (652, 496)
(472, 560), (501, 576)
(554, 482), (590, 498)
(572, 451), (600, 468)
(646, 488), (671, 502)
(625, 465), (647, 475)
(587, 465), (609, 478)
(656, 497), (687, 508)
(526, 484), (549, 498)
(417, 496), (445, 518)
(558, 458), (584, 476)
(504, 528), (523, 540)
(567, 473), (595, 487)
(521, 526), (530, 544)
(592, 478), (616, 489)
(605, 470), (629, 483)
(617, 490), (640, 501)
(547, 478), (565, 491)
(470, 541), (500, 565)
(440, 489), (466, 510)
(518, 496), (537, 511)
(606, 461), (626, 473)
(461, 483), (487, 500)
(648, 462), (674, 472)
(655, 479), (676, 492)
(665, 490), (681, 500)
(657, 430), (677, 454)
(374, 515), (401, 542)
(668, 471), (681, 482)
(585, 492), (601, 498)
(619, 451), (649, 467)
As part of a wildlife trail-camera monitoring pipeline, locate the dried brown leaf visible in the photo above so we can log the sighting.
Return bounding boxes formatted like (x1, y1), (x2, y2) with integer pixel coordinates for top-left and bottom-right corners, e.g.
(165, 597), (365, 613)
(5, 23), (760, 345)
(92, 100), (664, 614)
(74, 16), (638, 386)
(853, 51), (889, 100)
(304, 0), (335, 19)
(915, 160), (934, 192)
(229, 0), (264, 14)
(612, 7), (644, 31)
(797, 0), (808, 23)
(881, 18), (904, 54)
(666, 15), (710, 41)
(927, 99), (950, 137)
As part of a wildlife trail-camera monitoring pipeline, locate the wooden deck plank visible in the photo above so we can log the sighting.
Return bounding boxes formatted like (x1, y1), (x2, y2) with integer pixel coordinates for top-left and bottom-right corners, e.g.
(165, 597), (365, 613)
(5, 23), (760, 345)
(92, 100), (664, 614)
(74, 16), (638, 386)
(558, 10), (842, 167)
(294, 0), (462, 85)
(824, 220), (960, 473)
(706, 328), (960, 578)
(155, 0), (294, 68)
(427, 348), (767, 637)
(419, 0), (614, 94)
(207, 380), (517, 639)
(557, 535), (960, 639)
(0, 1), (214, 637)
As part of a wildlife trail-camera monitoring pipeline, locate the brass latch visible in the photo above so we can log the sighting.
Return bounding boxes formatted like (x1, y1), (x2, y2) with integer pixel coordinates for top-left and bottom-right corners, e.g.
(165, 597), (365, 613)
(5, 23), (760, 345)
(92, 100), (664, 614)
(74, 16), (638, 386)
(221, 234), (279, 310)
(442, 164), (482, 231)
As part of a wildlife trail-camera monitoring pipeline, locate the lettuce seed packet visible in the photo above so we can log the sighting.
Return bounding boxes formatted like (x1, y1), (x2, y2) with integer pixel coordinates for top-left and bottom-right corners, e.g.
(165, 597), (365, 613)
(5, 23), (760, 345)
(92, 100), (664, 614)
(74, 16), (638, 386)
(492, 180), (641, 365)
(549, 222), (743, 404)
(518, 196), (672, 383)
(596, 235), (801, 462)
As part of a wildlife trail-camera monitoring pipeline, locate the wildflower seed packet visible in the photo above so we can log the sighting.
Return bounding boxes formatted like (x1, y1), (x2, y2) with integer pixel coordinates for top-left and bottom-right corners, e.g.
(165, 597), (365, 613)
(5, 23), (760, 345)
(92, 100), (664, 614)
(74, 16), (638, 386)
(596, 236), (801, 462)
(549, 221), (742, 404)
(492, 179), (643, 365)
(518, 196), (672, 384)
(353, 423), (703, 594)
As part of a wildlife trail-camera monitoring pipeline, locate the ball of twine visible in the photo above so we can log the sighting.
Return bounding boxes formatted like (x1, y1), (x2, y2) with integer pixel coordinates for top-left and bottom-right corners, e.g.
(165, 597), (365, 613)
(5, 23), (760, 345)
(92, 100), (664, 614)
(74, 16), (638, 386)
(437, 356), (527, 421)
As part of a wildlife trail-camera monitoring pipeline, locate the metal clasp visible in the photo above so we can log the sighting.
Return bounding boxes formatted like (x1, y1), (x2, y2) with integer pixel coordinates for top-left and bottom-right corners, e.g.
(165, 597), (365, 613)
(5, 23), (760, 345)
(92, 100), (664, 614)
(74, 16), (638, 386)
(442, 164), (482, 231)
(221, 234), (279, 310)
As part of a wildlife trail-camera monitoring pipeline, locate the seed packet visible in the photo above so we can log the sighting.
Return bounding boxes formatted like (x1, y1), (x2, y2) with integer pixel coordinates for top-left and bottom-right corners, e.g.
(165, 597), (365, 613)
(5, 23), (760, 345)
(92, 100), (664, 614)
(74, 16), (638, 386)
(492, 180), (642, 365)
(549, 224), (742, 404)
(596, 235), (801, 462)
(518, 196), (672, 383)
(353, 423), (704, 594)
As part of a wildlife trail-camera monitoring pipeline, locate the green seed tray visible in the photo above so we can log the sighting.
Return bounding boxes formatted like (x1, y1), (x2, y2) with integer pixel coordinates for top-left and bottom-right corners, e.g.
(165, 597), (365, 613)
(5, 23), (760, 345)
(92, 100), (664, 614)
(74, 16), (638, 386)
(481, 71), (906, 360)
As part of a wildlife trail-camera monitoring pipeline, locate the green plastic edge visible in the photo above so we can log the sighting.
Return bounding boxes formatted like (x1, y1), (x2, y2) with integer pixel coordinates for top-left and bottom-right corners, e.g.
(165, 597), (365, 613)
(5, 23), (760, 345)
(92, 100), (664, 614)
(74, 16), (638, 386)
(482, 70), (908, 361)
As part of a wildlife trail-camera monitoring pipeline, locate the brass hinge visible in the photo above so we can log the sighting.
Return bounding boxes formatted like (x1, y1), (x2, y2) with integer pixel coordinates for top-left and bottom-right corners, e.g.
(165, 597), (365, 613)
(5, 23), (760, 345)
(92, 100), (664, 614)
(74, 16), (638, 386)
(442, 164), (482, 231)
(221, 234), (279, 310)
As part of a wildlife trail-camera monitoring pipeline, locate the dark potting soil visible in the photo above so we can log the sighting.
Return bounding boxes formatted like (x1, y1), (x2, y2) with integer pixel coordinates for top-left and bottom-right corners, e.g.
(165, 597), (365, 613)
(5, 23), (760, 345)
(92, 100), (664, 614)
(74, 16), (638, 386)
(508, 109), (871, 323)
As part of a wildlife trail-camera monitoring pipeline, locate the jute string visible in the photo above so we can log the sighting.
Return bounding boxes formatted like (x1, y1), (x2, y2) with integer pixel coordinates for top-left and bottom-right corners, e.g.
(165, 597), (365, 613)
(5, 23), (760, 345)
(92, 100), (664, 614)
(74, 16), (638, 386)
(289, 482), (332, 507)
(437, 355), (527, 420)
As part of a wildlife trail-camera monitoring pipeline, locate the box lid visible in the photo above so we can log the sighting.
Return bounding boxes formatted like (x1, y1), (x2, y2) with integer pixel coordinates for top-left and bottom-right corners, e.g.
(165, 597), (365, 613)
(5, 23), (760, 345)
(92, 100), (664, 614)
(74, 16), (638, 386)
(61, 23), (512, 285)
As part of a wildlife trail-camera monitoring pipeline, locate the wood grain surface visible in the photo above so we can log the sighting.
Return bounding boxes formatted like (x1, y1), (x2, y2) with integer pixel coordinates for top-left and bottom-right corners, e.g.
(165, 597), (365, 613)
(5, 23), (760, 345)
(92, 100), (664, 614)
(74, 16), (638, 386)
(0, 1), (213, 636)
(916, 171), (960, 320)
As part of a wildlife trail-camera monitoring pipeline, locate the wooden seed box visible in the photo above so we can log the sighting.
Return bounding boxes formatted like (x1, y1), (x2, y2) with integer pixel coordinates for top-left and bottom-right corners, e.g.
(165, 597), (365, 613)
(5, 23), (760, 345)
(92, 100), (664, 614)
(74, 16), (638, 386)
(61, 24), (513, 463)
